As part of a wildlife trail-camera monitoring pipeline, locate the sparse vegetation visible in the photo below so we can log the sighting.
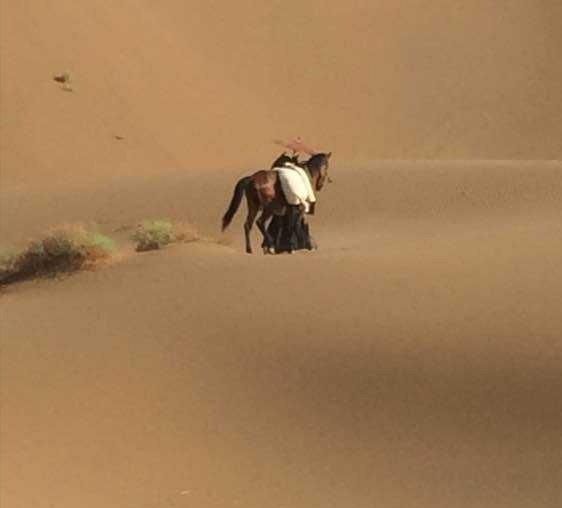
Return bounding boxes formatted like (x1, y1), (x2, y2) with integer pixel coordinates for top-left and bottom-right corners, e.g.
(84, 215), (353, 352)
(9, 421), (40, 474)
(131, 219), (198, 252)
(0, 226), (115, 286)
(0, 219), (202, 286)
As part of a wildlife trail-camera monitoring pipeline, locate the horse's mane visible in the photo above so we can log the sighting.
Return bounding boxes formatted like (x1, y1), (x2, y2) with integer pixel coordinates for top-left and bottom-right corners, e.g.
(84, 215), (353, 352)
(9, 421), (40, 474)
(271, 152), (298, 169)
(270, 153), (321, 181)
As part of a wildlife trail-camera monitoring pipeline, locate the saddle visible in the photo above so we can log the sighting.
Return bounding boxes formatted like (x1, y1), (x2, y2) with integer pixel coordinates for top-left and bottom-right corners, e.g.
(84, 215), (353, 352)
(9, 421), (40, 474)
(272, 162), (316, 213)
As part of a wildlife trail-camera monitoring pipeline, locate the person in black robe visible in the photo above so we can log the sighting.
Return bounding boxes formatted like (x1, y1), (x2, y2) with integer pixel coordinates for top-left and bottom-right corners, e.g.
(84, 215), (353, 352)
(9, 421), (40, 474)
(263, 151), (317, 253)
(262, 206), (315, 253)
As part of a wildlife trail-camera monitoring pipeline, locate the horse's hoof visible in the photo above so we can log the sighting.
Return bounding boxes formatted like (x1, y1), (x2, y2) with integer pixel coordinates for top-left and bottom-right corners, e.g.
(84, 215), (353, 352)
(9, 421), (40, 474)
(268, 247), (276, 255)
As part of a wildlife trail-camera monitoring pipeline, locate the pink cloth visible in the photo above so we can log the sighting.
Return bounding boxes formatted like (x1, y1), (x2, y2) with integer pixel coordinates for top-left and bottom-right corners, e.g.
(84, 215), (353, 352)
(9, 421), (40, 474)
(274, 137), (317, 156)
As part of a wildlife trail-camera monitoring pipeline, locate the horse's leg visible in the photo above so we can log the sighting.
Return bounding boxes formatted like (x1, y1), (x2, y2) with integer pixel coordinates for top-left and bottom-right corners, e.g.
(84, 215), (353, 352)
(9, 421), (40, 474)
(290, 205), (312, 252)
(285, 205), (301, 254)
(301, 216), (317, 250)
(244, 197), (259, 254)
(275, 215), (285, 252)
(262, 214), (281, 252)
(256, 208), (275, 254)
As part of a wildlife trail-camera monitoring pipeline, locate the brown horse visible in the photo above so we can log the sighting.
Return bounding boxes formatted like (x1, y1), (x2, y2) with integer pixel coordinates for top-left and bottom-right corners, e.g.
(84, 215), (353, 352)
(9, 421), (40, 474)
(221, 152), (331, 253)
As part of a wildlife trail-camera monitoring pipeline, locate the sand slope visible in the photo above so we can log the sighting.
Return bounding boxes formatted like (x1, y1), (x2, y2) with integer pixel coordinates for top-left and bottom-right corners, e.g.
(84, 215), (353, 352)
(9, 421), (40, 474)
(1, 1), (561, 189)
(2, 161), (562, 507)
(1, 1), (562, 507)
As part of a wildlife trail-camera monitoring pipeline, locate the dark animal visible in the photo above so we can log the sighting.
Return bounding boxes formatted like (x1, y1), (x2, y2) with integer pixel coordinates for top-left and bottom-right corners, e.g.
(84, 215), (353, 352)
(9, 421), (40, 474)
(221, 152), (331, 254)
(262, 211), (315, 253)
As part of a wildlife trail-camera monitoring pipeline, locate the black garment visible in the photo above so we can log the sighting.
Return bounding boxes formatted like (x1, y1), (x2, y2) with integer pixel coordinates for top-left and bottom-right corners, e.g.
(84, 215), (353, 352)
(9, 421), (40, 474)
(262, 207), (314, 253)
(266, 154), (315, 253)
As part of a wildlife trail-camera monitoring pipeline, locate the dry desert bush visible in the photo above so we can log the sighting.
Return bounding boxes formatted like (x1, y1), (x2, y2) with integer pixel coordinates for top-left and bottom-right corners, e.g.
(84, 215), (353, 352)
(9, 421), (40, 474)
(0, 225), (115, 285)
(131, 219), (199, 252)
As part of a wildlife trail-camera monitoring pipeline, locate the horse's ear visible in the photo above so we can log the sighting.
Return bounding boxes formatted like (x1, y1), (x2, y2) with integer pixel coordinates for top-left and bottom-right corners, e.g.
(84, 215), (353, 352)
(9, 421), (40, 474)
(326, 152), (332, 159)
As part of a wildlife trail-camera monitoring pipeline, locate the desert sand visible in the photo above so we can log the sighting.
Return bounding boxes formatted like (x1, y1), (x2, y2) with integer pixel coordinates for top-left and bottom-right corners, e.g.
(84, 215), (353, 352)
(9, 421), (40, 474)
(1, 2), (562, 507)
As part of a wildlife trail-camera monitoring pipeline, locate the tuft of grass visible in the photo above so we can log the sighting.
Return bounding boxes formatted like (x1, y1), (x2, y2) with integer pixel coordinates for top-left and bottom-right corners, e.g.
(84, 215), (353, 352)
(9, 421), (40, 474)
(0, 248), (18, 280)
(0, 226), (115, 286)
(131, 219), (198, 252)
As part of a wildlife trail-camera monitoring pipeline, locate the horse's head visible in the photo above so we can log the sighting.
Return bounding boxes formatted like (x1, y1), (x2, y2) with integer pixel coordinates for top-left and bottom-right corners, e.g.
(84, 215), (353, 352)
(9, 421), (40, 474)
(306, 152), (331, 191)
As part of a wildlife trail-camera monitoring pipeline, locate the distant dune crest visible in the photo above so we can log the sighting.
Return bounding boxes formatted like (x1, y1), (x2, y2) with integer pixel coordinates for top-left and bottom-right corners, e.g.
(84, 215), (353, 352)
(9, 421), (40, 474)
(1, 1), (560, 186)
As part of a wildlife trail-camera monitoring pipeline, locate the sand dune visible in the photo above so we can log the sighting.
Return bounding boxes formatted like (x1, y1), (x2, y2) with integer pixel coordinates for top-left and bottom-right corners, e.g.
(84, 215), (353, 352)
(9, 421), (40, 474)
(1, 1), (561, 189)
(1, 1), (562, 507)
(2, 161), (562, 507)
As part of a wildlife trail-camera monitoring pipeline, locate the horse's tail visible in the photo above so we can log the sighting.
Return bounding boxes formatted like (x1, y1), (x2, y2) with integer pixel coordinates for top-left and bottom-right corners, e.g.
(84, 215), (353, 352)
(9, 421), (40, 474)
(222, 176), (251, 231)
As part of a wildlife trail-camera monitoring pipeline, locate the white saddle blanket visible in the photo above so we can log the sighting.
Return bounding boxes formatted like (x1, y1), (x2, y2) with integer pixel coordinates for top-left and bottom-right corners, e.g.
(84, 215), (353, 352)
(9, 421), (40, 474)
(273, 163), (316, 212)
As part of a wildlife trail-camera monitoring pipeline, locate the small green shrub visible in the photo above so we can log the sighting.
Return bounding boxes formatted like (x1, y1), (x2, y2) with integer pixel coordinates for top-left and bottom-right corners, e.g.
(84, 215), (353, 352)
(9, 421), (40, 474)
(131, 220), (198, 252)
(131, 220), (174, 252)
(0, 226), (115, 286)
